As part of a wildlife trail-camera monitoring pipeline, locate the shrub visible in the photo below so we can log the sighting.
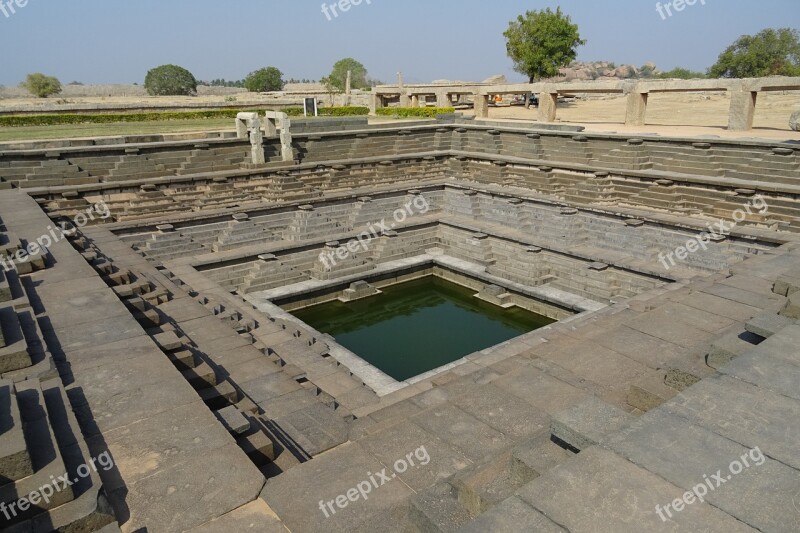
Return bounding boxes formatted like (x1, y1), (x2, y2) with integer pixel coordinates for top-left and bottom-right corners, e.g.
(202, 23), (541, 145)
(0, 107), (369, 127)
(376, 107), (455, 118)
(21, 73), (62, 98)
(144, 65), (198, 96)
(318, 107), (369, 117)
(656, 67), (706, 80)
(244, 67), (285, 92)
(279, 107), (369, 117)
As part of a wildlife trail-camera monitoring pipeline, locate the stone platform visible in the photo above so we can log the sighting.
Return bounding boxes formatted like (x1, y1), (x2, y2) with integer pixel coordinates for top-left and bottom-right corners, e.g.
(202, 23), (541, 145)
(0, 117), (797, 531)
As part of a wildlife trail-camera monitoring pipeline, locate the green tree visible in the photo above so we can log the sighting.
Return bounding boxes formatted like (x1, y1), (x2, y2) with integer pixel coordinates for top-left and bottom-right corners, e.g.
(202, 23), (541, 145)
(657, 67), (707, 80)
(709, 28), (800, 78)
(21, 73), (62, 98)
(244, 67), (285, 92)
(504, 8), (586, 82)
(322, 58), (368, 92)
(144, 64), (198, 96)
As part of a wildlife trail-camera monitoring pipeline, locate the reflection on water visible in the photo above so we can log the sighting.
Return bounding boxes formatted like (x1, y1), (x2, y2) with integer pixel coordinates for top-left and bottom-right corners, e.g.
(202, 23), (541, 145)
(293, 277), (555, 381)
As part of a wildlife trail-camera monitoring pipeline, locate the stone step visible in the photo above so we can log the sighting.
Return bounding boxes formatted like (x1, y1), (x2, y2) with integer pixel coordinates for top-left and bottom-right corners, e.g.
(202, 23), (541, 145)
(409, 483), (474, 532)
(0, 379), (33, 485)
(181, 361), (218, 390)
(236, 426), (275, 466)
(199, 380), (239, 411)
(451, 450), (538, 516)
(550, 397), (635, 452)
(745, 312), (796, 339)
(0, 305), (32, 374)
(706, 329), (763, 369)
(0, 380), (74, 525)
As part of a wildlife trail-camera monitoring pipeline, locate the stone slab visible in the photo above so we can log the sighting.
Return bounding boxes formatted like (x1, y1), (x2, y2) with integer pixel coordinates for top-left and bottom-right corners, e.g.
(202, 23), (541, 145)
(452, 384), (549, 441)
(516, 447), (755, 533)
(605, 408), (800, 533)
(457, 496), (565, 533)
(663, 374), (800, 470)
(412, 404), (511, 463)
(745, 311), (795, 338)
(719, 348), (800, 401)
(492, 366), (590, 415)
(358, 418), (472, 491)
(550, 397), (634, 451)
(188, 500), (287, 532)
(98, 401), (235, 489)
(114, 442), (264, 533)
(214, 406), (251, 434)
(262, 442), (413, 533)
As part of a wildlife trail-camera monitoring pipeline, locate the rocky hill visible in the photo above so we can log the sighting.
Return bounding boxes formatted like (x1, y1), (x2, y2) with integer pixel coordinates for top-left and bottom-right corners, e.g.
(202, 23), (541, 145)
(551, 61), (658, 81)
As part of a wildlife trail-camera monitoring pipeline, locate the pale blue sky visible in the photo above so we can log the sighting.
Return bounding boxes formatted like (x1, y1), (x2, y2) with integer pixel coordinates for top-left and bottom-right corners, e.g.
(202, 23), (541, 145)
(0, 0), (797, 85)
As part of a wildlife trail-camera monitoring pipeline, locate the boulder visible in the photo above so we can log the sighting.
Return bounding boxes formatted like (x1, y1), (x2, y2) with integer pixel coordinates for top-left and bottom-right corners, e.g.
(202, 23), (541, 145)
(790, 111), (800, 132)
(482, 74), (508, 85)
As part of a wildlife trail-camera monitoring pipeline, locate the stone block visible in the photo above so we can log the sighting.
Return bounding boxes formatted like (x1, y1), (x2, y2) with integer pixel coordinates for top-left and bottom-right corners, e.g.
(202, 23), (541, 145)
(664, 368), (701, 391)
(706, 330), (761, 369)
(409, 483), (473, 533)
(214, 406), (250, 435)
(153, 330), (183, 352)
(745, 312), (795, 339)
(181, 361), (218, 389)
(550, 397), (634, 451)
(517, 447), (754, 533)
(627, 372), (678, 412)
(0, 381), (33, 483)
(236, 429), (275, 465)
(457, 496), (564, 533)
(779, 292), (800, 319)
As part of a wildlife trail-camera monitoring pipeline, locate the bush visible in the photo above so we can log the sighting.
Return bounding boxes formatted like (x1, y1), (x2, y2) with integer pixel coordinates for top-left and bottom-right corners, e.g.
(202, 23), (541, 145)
(0, 107), (369, 127)
(376, 107), (455, 118)
(656, 67), (706, 80)
(244, 67), (285, 92)
(279, 107), (369, 117)
(21, 73), (62, 98)
(318, 107), (369, 116)
(144, 65), (198, 96)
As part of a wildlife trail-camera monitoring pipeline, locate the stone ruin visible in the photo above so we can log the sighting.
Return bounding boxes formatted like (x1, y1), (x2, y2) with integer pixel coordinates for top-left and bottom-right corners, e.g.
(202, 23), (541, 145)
(0, 104), (797, 531)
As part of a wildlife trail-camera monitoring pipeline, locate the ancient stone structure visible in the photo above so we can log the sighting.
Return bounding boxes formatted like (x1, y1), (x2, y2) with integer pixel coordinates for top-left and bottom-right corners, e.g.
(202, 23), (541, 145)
(374, 76), (800, 131)
(0, 107), (798, 531)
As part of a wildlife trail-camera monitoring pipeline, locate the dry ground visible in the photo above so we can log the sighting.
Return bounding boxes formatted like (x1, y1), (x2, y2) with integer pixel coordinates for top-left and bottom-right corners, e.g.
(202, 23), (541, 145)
(0, 92), (798, 143)
(464, 92), (800, 142)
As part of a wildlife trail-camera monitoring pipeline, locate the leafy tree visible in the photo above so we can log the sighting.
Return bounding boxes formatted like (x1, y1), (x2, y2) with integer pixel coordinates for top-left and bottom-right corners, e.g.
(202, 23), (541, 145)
(245, 67), (285, 92)
(709, 28), (800, 78)
(322, 58), (368, 92)
(21, 73), (62, 98)
(144, 64), (198, 96)
(504, 8), (586, 82)
(657, 67), (707, 80)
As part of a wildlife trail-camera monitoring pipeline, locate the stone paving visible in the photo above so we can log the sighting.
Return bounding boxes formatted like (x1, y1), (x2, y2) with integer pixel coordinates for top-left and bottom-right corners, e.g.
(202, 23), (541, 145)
(0, 116), (797, 531)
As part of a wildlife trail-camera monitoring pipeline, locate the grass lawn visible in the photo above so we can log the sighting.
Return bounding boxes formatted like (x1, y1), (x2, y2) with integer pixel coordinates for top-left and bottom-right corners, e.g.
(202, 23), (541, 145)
(0, 118), (235, 142)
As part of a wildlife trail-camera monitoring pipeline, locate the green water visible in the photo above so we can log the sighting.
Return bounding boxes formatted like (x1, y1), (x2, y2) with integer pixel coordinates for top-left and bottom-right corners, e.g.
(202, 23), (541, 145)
(292, 277), (555, 381)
